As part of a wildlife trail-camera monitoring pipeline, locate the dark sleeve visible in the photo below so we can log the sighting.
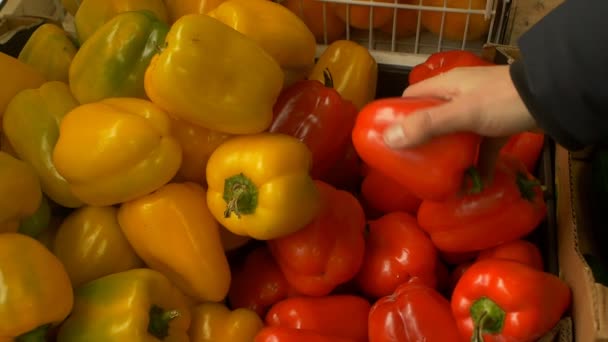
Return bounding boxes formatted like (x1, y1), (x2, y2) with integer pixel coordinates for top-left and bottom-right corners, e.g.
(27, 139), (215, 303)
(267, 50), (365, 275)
(508, 0), (608, 151)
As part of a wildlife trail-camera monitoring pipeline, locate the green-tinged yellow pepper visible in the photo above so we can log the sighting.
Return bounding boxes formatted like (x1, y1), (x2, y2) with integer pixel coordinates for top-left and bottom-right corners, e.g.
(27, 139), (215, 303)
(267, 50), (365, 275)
(189, 302), (263, 342)
(118, 182), (231, 303)
(206, 133), (321, 240)
(53, 206), (145, 288)
(18, 23), (78, 83)
(0, 52), (45, 117)
(309, 40), (378, 109)
(0, 233), (73, 341)
(208, 0), (316, 87)
(56, 268), (191, 342)
(0, 151), (42, 233)
(52, 97), (182, 206)
(144, 14), (284, 135)
(74, 0), (168, 44)
(169, 116), (232, 184)
(70, 10), (169, 104)
(18, 195), (51, 239)
(3, 81), (83, 208)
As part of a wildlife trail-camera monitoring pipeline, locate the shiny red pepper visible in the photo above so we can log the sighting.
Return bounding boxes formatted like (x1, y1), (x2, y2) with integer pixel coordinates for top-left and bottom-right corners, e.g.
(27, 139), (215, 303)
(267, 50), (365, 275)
(417, 155), (547, 253)
(500, 132), (545, 173)
(255, 327), (356, 342)
(360, 167), (421, 217)
(268, 180), (366, 296)
(270, 70), (359, 181)
(408, 50), (493, 85)
(476, 239), (544, 271)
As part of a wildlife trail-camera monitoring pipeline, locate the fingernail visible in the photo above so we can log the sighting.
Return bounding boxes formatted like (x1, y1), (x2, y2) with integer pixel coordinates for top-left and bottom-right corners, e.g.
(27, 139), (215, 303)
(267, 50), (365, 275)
(383, 124), (407, 148)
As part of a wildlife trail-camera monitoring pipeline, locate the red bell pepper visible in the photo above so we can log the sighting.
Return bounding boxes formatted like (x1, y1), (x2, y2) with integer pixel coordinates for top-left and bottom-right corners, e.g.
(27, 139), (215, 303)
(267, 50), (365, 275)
(268, 180), (366, 296)
(449, 261), (474, 295)
(452, 259), (571, 342)
(500, 132), (545, 173)
(408, 50), (494, 85)
(255, 327), (356, 342)
(265, 295), (370, 342)
(369, 278), (462, 342)
(352, 97), (481, 201)
(355, 211), (439, 299)
(228, 246), (296, 317)
(360, 167), (421, 216)
(417, 155), (547, 253)
(270, 70), (359, 181)
(317, 141), (362, 193)
(476, 239), (544, 271)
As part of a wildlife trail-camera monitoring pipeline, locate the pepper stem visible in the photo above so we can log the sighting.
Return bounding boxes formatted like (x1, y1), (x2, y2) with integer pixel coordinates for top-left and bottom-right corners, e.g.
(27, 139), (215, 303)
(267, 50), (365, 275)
(15, 324), (51, 342)
(469, 297), (506, 342)
(148, 305), (180, 340)
(223, 173), (258, 219)
(323, 68), (334, 88)
(466, 167), (484, 194)
(516, 172), (542, 201)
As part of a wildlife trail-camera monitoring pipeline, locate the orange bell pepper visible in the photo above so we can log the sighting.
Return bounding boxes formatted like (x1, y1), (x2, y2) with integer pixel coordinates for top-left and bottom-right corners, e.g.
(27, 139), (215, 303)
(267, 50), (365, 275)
(189, 302), (264, 341)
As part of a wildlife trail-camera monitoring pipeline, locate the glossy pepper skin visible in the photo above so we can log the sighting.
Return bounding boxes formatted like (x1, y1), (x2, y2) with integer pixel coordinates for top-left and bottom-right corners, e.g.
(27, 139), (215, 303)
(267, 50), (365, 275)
(70, 10), (169, 104)
(408, 50), (493, 85)
(74, 0), (169, 44)
(0, 233), (73, 341)
(0, 151), (42, 233)
(476, 239), (544, 271)
(255, 327), (357, 342)
(53, 206), (145, 288)
(266, 295), (371, 341)
(118, 182), (231, 303)
(500, 132), (545, 173)
(3, 81), (83, 208)
(452, 259), (571, 342)
(417, 156), (547, 253)
(144, 14), (284, 135)
(356, 212), (439, 299)
(57, 268), (191, 342)
(352, 97), (481, 201)
(360, 167), (421, 217)
(52, 97), (182, 206)
(18, 23), (77, 83)
(268, 180), (366, 296)
(270, 73), (358, 181)
(206, 133), (321, 240)
(308, 40), (378, 109)
(166, 0), (227, 22)
(0, 52), (45, 117)
(228, 246), (295, 317)
(368, 279), (462, 342)
(189, 302), (264, 342)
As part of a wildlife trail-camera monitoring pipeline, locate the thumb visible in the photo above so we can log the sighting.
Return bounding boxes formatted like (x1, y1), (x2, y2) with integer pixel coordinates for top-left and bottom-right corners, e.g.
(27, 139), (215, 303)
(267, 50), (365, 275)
(383, 98), (478, 149)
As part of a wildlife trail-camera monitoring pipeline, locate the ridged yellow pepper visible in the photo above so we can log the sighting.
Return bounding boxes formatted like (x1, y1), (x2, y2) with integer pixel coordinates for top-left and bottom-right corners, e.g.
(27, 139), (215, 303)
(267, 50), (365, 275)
(0, 233), (73, 341)
(70, 10), (169, 104)
(309, 40), (378, 109)
(166, 0), (227, 22)
(53, 206), (145, 288)
(0, 151), (42, 233)
(189, 302), (263, 342)
(206, 133), (321, 240)
(144, 14), (284, 135)
(3, 81), (83, 208)
(18, 195), (51, 239)
(170, 116), (232, 184)
(57, 268), (191, 342)
(74, 0), (168, 44)
(52, 97), (182, 206)
(208, 0), (316, 87)
(0, 52), (45, 117)
(18, 24), (78, 83)
(117, 182), (231, 303)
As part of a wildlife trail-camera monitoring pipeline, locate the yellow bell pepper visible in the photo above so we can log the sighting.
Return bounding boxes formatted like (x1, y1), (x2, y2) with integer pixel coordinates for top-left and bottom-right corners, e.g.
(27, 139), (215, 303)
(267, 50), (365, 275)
(53, 206), (145, 288)
(0, 52), (45, 117)
(206, 133), (321, 240)
(0, 151), (42, 233)
(74, 0), (169, 44)
(166, 0), (227, 22)
(189, 302), (263, 342)
(208, 0), (316, 87)
(117, 182), (231, 303)
(62, 0), (81, 16)
(52, 97), (182, 206)
(56, 268), (191, 342)
(170, 116), (232, 184)
(219, 225), (251, 251)
(144, 14), (284, 135)
(18, 195), (51, 239)
(3, 81), (83, 208)
(0, 233), (73, 341)
(308, 40), (378, 110)
(18, 23), (78, 83)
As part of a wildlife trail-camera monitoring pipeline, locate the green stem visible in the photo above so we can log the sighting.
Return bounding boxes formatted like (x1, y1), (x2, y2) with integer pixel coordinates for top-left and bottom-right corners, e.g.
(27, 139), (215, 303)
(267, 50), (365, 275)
(469, 297), (506, 342)
(148, 305), (180, 340)
(323, 68), (334, 88)
(516, 172), (543, 201)
(15, 324), (50, 342)
(466, 167), (484, 194)
(223, 173), (258, 219)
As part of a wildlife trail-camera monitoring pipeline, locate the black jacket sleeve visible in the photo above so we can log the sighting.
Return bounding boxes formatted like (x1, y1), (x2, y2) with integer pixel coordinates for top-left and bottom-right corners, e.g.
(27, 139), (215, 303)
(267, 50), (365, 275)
(509, 0), (608, 151)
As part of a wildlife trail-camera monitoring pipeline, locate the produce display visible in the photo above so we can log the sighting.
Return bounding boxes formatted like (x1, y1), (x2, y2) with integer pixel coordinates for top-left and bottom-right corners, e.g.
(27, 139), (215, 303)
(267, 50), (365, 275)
(0, 0), (570, 341)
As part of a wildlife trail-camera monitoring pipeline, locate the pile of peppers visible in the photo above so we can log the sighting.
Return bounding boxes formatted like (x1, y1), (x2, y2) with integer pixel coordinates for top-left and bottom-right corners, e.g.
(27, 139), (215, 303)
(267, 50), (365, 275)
(0, 0), (570, 341)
